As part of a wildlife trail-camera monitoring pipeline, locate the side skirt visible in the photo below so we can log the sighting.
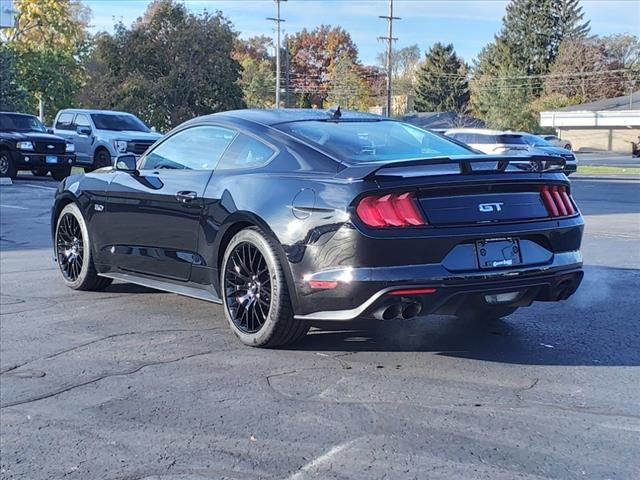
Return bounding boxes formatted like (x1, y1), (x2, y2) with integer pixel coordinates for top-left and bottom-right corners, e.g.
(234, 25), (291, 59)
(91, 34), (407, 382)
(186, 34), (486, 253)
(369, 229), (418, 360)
(99, 272), (222, 304)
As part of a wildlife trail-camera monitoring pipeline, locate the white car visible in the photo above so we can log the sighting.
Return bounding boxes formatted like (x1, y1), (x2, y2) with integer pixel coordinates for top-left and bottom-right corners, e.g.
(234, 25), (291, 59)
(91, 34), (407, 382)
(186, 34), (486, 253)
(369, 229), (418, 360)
(444, 129), (531, 155)
(541, 134), (572, 151)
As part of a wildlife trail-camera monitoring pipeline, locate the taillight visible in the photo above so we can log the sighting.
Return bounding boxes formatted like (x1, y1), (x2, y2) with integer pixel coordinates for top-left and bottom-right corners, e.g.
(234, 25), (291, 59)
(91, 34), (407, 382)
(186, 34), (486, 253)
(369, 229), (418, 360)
(356, 192), (427, 228)
(540, 185), (576, 217)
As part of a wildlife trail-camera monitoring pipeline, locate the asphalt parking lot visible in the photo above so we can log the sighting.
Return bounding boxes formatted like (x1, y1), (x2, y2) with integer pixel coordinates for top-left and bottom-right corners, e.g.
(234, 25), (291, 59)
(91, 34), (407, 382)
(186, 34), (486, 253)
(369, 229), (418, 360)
(1, 173), (639, 480)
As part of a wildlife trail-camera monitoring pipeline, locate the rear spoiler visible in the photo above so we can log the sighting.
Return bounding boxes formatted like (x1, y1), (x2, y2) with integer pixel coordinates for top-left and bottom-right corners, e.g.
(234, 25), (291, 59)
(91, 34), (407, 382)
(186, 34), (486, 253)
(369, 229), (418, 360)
(335, 155), (567, 180)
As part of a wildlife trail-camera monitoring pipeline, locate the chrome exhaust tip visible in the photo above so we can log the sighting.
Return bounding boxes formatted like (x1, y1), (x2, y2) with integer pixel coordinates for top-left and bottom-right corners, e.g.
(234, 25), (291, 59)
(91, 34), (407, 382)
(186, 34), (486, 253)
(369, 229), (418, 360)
(373, 303), (403, 320)
(401, 301), (422, 319)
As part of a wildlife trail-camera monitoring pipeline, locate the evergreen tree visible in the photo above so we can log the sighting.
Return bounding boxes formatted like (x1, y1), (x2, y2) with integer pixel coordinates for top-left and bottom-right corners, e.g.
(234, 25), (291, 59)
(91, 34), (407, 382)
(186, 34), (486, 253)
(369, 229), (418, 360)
(414, 43), (469, 113)
(471, 0), (591, 130)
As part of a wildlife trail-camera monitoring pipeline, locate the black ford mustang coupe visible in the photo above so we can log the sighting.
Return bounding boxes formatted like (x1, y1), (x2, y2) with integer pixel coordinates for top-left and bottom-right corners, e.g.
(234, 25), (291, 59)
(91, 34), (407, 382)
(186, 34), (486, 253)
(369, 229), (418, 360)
(52, 109), (584, 347)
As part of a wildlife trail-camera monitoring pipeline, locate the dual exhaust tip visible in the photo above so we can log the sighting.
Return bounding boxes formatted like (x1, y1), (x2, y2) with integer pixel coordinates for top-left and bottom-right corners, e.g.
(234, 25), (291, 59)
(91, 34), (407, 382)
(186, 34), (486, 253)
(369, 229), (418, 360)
(373, 301), (423, 320)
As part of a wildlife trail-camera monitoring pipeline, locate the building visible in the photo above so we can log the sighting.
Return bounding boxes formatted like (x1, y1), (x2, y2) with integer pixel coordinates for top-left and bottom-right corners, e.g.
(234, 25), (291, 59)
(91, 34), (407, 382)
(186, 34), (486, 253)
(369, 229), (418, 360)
(539, 91), (640, 153)
(401, 112), (486, 132)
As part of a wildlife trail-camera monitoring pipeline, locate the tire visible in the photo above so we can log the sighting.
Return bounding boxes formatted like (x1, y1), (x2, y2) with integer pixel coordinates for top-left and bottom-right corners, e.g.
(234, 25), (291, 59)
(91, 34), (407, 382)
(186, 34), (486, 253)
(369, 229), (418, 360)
(0, 149), (17, 179)
(564, 144), (571, 151)
(31, 169), (48, 177)
(456, 298), (518, 322)
(221, 227), (309, 347)
(55, 203), (112, 291)
(51, 167), (72, 182)
(93, 149), (112, 170)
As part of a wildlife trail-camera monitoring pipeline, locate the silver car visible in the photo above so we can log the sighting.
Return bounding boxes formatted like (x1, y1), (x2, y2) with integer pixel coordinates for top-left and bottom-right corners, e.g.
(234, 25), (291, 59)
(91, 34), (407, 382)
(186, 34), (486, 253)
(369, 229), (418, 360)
(52, 109), (163, 171)
(541, 134), (572, 151)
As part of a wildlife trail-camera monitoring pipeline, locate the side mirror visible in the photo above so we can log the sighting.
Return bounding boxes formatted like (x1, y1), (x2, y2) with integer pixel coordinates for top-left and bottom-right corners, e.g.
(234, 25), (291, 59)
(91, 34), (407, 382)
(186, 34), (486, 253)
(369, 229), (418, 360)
(115, 154), (138, 174)
(76, 125), (92, 136)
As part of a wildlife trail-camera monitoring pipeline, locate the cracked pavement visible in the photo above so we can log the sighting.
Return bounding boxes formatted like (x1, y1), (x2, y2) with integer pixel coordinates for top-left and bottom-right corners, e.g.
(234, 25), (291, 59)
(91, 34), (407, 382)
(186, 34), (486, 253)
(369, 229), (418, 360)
(1, 174), (639, 479)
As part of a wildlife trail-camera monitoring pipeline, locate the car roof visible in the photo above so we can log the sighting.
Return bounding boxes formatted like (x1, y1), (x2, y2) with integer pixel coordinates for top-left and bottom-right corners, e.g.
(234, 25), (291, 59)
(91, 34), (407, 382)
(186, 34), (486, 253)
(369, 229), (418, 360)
(57, 109), (137, 116)
(204, 108), (386, 127)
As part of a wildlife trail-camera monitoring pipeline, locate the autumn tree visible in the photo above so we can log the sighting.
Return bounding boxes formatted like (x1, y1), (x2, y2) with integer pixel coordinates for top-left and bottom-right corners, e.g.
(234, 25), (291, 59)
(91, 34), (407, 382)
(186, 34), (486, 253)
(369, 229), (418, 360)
(414, 43), (469, 113)
(326, 54), (372, 111)
(1, 0), (90, 120)
(81, 0), (244, 131)
(234, 36), (275, 108)
(287, 25), (358, 107)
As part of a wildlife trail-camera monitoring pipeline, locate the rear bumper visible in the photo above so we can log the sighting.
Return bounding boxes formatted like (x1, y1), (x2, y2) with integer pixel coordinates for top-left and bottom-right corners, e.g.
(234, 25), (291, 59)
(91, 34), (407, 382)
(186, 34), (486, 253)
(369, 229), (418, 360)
(13, 152), (76, 169)
(294, 251), (583, 321)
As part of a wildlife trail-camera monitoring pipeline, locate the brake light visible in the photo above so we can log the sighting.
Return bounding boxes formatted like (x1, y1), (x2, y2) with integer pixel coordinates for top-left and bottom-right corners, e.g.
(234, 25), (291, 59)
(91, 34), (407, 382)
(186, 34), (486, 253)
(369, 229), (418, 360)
(540, 185), (576, 217)
(356, 192), (427, 228)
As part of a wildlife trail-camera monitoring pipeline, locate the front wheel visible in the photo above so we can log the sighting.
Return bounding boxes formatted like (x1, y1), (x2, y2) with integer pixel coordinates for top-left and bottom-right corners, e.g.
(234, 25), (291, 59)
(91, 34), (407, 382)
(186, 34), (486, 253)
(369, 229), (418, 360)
(221, 227), (309, 347)
(55, 203), (112, 291)
(0, 150), (17, 179)
(93, 149), (112, 170)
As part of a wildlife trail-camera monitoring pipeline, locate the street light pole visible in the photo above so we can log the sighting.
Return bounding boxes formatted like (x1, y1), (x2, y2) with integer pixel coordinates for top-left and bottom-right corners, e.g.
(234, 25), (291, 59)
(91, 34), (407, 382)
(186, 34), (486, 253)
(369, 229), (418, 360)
(378, 0), (400, 117)
(267, 0), (286, 109)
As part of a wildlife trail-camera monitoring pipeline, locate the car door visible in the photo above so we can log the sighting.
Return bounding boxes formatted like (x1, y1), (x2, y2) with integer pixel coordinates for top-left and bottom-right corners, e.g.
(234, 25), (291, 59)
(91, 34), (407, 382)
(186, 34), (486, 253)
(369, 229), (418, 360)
(72, 113), (94, 163)
(100, 125), (237, 281)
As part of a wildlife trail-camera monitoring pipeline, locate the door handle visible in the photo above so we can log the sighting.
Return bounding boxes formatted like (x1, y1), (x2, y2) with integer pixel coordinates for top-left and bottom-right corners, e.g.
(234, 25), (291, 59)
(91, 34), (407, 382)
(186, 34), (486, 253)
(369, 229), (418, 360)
(176, 191), (198, 203)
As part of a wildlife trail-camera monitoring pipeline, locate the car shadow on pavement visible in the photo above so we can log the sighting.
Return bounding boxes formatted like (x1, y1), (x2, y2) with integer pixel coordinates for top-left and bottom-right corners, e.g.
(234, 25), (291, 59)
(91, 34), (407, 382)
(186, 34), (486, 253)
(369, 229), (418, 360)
(293, 265), (640, 367)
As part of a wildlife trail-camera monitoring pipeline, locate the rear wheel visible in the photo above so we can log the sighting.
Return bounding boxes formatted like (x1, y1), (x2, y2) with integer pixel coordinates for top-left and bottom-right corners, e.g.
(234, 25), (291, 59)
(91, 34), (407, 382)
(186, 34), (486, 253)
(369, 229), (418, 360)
(456, 299), (518, 321)
(55, 203), (112, 291)
(0, 150), (16, 179)
(221, 227), (309, 347)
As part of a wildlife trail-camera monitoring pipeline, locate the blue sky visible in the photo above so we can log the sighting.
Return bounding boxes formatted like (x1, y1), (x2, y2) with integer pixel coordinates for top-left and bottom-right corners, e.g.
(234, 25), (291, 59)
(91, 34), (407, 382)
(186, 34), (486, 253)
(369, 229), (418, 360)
(85, 0), (640, 65)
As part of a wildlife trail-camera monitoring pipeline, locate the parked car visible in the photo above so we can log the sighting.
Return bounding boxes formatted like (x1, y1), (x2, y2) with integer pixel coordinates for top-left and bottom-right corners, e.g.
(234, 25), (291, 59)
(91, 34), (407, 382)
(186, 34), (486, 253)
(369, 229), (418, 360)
(445, 128), (531, 155)
(541, 134), (572, 151)
(0, 112), (76, 181)
(51, 109), (584, 347)
(516, 132), (577, 175)
(52, 109), (162, 172)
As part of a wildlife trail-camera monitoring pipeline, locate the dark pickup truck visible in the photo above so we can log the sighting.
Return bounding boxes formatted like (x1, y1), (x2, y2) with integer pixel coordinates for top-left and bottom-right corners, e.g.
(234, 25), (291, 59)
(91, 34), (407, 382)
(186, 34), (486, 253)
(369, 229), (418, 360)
(0, 112), (76, 181)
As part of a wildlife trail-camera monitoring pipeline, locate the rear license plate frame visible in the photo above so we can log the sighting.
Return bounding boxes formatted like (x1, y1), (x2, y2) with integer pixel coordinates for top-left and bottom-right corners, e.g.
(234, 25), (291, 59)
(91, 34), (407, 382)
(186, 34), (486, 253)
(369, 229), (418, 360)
(476, 238), (522, 269)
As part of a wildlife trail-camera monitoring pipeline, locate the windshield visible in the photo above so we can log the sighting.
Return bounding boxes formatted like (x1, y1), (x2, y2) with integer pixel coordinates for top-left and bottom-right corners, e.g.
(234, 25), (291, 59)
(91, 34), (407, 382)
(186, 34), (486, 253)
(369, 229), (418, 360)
(276, 120), (472, 163)
(0, 113), (48, 133)
(91, 113), (150, 132)
(521, 134), (550, 147)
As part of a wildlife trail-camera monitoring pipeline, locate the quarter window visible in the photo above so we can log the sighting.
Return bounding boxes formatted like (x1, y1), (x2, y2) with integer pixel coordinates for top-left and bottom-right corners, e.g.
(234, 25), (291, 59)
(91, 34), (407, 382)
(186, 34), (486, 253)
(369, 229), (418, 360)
(55, 113), (74, 130)
(140, 126), (236, 170)
(217, 133), (276, 170)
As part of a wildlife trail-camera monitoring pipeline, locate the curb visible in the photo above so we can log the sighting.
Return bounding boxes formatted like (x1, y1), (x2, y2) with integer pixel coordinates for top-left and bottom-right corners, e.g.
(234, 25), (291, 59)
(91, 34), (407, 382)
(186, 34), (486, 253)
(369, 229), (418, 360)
(0, 178), (13, 185)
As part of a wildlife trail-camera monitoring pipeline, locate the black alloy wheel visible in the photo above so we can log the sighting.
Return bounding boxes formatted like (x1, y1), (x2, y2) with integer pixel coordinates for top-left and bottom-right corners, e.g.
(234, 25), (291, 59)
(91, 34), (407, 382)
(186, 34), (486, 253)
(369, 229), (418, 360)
(224, 242), (272, 334)
(56, 212), (85, 282)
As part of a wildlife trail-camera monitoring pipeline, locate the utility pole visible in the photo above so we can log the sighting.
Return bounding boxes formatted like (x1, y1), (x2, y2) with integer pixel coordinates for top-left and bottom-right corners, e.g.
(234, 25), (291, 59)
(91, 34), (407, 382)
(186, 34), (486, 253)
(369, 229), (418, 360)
(378, 0), (400, 117)
(267, 0), (286, 108)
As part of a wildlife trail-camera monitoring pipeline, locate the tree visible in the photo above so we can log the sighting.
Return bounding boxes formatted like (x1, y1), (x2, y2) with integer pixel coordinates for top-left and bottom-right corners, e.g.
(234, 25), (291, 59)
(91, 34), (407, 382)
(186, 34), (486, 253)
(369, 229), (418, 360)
(376, 44), (420, 95)
(0, 45), (27, 111)
(239, 58), (275, 108)
(471, 0), (591, 130)
(414, 43), (469, 113)
(82, 0), (245, 131)
(326, 54), (372, 111)
(1, 0), (90, 120)
(544, 38), (623, 101)
(234, 35), (273, 63)
(287, 25), (358, 107)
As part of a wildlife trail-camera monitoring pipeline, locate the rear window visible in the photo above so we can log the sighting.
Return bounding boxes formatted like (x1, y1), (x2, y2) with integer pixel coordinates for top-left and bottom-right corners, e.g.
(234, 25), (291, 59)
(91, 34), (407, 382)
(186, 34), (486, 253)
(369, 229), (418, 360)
(497, 134), (526, 145)
(276, 120), (471, 163)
